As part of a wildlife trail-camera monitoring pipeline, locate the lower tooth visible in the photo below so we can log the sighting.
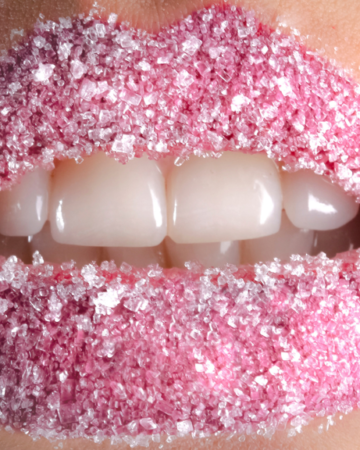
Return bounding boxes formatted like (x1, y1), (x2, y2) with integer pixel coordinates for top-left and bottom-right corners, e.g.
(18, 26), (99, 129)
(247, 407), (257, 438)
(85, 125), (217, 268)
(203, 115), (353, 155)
(0, 168), (50, 236)
(29, 222), (101, 267)
(0, 235), (31, 263)
(242, 211), (314, 264)
(104, 244), (167, 268)
(165, 237), (240, 268)
(283, 169), (359, 230)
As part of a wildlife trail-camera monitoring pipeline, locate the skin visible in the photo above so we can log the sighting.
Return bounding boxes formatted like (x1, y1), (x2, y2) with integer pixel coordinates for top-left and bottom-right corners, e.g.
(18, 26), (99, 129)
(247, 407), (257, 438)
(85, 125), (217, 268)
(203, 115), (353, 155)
(1, 0), (360, 448)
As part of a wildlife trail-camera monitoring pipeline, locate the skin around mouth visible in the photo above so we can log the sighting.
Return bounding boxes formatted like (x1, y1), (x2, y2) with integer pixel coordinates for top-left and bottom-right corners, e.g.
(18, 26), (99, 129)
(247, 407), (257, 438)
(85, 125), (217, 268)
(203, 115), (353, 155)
(3, 1), (360, 449)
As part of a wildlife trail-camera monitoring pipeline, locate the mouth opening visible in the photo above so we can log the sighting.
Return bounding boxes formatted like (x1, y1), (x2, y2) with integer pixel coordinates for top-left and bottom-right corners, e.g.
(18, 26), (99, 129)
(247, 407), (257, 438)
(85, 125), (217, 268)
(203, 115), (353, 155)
(0, 150), (358, 270)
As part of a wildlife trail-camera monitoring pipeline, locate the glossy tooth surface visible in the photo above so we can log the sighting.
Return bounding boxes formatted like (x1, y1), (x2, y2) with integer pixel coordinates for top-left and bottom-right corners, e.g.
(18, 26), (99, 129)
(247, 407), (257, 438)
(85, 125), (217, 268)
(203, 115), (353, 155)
(283, 169), (359, 230)
(50, 153), (167, 247)
(242, 211), (314, 264)
(30, 222), (101, 267)
(311, 212), (360, 258)
(167, 152), (282, 244)
(165, 237), (240, 268)
(0, 168), (50, 236)
(104, 244), (167, 268)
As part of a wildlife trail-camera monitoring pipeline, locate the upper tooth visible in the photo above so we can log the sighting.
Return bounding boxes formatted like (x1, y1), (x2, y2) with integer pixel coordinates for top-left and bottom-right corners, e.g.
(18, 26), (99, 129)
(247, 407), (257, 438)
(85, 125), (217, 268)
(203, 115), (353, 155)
(282, 169), (359, 230)
(167, 152), (282, 244)
(242, 211), (314, 264)
(0, 168), (50, 236)
(165, 237), (240, 268)
(49, 153), (167, 247)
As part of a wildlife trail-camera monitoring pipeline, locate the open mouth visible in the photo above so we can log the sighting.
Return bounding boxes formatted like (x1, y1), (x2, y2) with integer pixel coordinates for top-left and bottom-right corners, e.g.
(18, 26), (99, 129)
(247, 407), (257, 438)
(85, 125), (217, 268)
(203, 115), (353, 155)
(2, 3), (360, 446)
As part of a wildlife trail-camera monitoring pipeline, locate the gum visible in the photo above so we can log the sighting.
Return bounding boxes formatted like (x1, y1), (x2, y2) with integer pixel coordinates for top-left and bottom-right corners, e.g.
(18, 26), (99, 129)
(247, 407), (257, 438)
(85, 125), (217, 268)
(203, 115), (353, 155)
(0, 5), (360, 199)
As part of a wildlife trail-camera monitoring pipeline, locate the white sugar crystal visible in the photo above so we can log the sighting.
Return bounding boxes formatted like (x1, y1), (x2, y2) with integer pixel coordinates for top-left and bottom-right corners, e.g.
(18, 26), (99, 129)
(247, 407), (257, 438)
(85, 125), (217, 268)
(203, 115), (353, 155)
(139, 60), (151, 71)
(277, 77), (293, 97)
(80, 79), (97, 101)
(176, 69), (194, 88)
(182, 36), (202, 55)
(93, 288), (121, 315)
(231, 94), (250, 112)
(70, 60), (87, 79)
(0, 298), (9, 314)
(112, 134), (136, 154)
(95, 23), (106, 38)
(140, 417), (158, 430)
(33, 63), (55, 82)
(58, 42), (73, 61)
(34, 36), (46, 48)
(177, 420), (193, 434)
(255, 375), (268, 386)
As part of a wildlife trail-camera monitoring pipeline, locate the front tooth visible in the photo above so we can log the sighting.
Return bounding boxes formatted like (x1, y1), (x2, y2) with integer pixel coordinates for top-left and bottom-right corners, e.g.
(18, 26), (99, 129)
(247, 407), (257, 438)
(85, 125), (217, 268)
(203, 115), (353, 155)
(167, 152), (282, 244)
(29, 222), (101, 266)
(0, 168), (50, 236)
(104, 243), (167, 268)
(165, 237), (240, 268)
(49, 153), (167, 247)
(282, 169), (359, 230)
(242, 211), (314, 264)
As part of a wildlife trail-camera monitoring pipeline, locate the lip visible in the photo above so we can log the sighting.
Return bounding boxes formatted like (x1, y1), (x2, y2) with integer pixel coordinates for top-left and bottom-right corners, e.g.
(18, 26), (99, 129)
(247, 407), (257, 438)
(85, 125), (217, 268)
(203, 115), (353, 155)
(1, 3), (360, 444)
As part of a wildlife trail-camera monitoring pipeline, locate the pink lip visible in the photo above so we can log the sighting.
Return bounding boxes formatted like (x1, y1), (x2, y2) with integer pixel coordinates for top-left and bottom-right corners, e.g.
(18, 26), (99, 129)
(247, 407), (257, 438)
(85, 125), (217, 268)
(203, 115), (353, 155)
(1, 3), (360, 443)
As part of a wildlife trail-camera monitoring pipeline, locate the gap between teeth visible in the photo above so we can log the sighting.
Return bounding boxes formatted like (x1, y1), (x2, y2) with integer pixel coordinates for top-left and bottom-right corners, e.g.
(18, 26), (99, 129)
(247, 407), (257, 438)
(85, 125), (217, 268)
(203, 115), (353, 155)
(0, 151), (357, 268)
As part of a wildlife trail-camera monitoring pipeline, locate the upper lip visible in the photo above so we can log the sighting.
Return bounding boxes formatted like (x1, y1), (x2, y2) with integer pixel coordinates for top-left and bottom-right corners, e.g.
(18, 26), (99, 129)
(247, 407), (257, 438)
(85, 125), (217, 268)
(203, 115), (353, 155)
(1, 1), (360, 442)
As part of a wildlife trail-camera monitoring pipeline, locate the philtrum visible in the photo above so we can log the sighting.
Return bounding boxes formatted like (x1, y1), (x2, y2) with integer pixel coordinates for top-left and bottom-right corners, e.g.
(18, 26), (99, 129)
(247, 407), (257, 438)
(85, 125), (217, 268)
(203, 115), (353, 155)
(1, 4), (360, 445)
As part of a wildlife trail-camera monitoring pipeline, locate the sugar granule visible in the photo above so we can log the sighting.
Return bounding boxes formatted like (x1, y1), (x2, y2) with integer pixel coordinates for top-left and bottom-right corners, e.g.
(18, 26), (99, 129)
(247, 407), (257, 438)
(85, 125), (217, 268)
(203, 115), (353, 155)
(0, 5), (360, 200)
(0, 252), (360, 441)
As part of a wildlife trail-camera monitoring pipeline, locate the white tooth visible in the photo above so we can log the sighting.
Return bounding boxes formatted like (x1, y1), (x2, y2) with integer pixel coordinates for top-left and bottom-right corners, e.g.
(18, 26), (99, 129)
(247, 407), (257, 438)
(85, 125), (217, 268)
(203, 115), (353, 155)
(165, 237), (240, 268)
(311, 212), (360, 258)
(0, 235), (31, 263)
(29, 222), (101, 267)
(167, 152), (282, 244)
(242, 211), (314, 264)
(282, 169), (359, 230)
(49, 153), (167, 246)
(104, 243), (167, 268)
(0, 168), (50, 236)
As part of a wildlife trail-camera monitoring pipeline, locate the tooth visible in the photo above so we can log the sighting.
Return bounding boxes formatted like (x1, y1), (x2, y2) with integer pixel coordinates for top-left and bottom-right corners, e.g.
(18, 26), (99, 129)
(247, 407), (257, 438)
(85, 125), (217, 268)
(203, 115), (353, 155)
(167, 152), (282, 243)
(104, 243), (167, 268)
(282, 169), (359, 230)
(49, 153), (167, 246)
(0, 168), (50, 236)
(29, 222), (101, 266)
(242, 211), (314, 264)
(0, 235), (31, 263)
(311, 212), (360, 258)
(165, 237), (240, 268)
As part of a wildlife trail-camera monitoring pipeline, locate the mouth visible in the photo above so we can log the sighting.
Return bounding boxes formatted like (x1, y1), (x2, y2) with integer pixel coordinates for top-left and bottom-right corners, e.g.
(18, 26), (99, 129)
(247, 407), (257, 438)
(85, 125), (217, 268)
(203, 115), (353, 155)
(2, 3), (360, 445)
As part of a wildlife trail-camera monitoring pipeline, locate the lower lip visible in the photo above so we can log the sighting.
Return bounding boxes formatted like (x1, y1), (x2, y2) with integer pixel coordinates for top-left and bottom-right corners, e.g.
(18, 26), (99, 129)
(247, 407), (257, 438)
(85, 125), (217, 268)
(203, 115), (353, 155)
(1, 2), (360, 444)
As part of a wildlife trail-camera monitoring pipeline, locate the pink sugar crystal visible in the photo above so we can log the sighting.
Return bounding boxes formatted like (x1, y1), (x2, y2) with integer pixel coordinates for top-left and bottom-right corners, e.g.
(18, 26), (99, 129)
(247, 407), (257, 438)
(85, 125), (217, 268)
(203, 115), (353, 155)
(0, 252), (360, 441)
(0, 5), (360, 199)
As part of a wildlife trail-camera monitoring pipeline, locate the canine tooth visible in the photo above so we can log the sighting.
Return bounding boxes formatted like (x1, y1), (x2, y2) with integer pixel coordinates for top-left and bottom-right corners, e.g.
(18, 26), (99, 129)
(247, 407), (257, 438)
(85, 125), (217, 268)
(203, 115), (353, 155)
(165, 237), (240, 268)
(167, 152), (282, 243)
(49, 153), (167, 247)
(0, 168), (50, 236)
(242, 211), (314, 264)
(104, 243), (167, 268)
(29, 222), (101, 266)
(283, 169), (359, 230)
